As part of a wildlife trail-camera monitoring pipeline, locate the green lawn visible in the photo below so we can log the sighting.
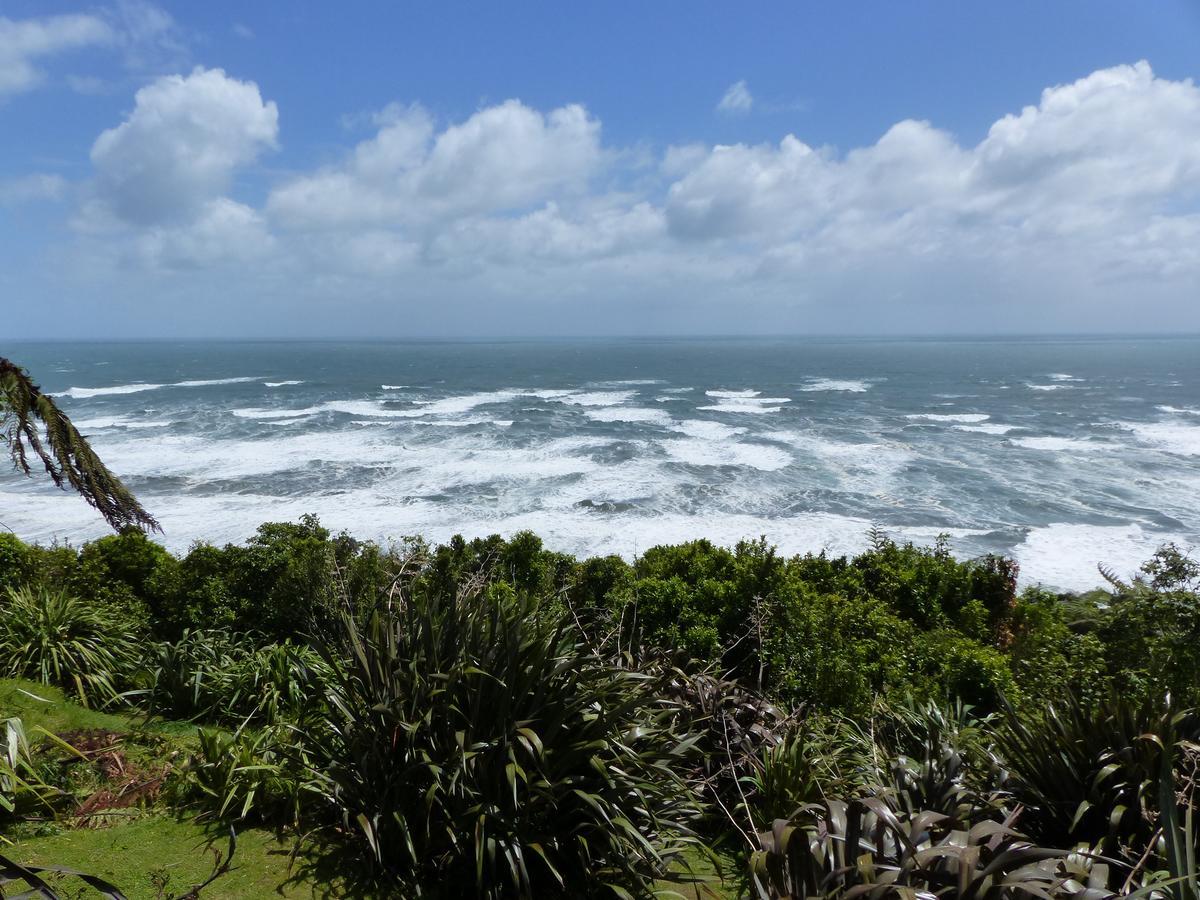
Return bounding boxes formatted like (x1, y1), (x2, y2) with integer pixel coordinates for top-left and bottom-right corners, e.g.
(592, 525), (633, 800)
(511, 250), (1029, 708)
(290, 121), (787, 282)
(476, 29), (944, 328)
(7, 816), (313, 899)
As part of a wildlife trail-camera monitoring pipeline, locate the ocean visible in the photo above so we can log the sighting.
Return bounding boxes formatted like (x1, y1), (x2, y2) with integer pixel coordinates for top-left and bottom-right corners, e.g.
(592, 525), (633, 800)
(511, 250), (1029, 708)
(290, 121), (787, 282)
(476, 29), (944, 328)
(2, 337), (1198, 592)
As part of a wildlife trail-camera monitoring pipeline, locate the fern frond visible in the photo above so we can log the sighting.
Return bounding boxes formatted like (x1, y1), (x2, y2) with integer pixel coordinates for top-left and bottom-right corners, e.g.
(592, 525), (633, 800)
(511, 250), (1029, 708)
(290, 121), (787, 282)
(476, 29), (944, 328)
(0, 356), (159, 532)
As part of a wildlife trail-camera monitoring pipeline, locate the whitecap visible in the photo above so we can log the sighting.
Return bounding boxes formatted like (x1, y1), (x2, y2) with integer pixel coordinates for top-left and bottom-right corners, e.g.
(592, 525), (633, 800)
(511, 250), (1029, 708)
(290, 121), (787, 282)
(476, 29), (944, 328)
(1157, 405), (1200, 416)
(799, 379), (870, 392)
(1009, 436), (1109, 452)
(585, 407), (672, 425)
(58, 383), (165, 399)
(265, 380), (304, 387)
(1014, 523), (1181, 592)
(661, 438), (791, 471)
(381, 384), (407, 390)
(58, 376), (260, 399)
(905, 413), (990, 424)
(706, 389), (761, 399)
(173, 377), (261, 388)
(671, 420), (747, 441)
(952, 423), (1017, 435)
(1115, 421), (1200, 457)
(558, 391), (637, 407)
(74, 417), (173, 430)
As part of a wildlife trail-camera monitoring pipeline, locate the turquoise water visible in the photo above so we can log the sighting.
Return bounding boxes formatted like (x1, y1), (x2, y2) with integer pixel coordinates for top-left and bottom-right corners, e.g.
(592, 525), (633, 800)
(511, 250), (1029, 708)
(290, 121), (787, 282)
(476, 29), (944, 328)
(3, 337), (1198, 590)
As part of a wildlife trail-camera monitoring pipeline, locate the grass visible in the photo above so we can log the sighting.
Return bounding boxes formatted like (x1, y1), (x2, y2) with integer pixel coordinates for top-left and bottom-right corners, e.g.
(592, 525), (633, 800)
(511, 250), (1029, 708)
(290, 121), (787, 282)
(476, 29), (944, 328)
(7, 816), (309, 899)
(1, 678), (131, 735)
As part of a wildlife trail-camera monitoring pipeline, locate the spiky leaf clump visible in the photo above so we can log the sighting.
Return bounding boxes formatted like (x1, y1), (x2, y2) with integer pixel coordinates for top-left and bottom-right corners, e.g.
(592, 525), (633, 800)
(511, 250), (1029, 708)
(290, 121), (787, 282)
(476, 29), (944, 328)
(0, 356), (158, 532)
(307, 583), (703, 898)
(0, 585), (141, 706)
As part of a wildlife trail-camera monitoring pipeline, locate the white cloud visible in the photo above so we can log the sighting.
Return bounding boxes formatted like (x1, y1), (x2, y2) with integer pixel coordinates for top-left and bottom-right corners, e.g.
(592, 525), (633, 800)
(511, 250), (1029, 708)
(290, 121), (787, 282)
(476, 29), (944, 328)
(87, 66), (278, 227)
(717, 79), (753, 114)
(0, 173), (68, 206)
(0, 13), (114, 97)
(60, 60), (1200, 332)
(269, 99), (603, 231)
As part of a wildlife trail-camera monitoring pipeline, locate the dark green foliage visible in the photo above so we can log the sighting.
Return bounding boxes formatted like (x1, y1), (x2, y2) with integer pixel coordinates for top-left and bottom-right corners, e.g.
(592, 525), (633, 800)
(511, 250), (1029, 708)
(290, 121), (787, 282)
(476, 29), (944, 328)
(143, 629), (328, 727)
(0, 356), (157, 532)
(996, 694), (1200, 861)
(0, 585), (141, 707)
(304, 582), (703, 898)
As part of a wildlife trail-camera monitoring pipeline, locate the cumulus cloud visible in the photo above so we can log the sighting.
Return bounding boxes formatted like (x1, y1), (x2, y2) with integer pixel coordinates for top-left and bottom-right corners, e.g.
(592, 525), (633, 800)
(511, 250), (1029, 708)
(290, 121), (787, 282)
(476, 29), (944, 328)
(269, 99), (602, 231)
(0, 13), (114, 97)
(86, 66), (277, 227)
(717, 79), (753, 114)
(61, 60), (1200, 332)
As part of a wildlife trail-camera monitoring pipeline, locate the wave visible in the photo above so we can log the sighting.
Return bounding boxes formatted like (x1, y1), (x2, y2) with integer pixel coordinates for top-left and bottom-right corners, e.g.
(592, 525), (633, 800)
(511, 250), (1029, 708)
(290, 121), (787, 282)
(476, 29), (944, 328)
(799, 379), (870, 392)
(660, 438), (791, 471)
(952, 423), (1017, 435)
(584, 407), (672, 425)
(58, 376), (260, 399)
(74, 417), (173, 430)
(1115, 421), (1200, 457)
(906, 413), (990, 423)
(265, 380), (304, 387)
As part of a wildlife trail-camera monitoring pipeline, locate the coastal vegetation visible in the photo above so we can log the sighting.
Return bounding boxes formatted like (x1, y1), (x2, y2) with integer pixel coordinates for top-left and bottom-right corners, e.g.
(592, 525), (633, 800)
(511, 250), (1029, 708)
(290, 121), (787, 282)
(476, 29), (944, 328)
(2, 522), (1199, 897)
(3, 354), (1200, 897)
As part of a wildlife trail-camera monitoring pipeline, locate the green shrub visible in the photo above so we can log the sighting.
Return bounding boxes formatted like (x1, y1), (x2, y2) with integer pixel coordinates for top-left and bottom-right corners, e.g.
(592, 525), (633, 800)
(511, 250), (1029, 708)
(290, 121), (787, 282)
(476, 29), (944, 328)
(174, 724), (315, 826)
(0, 585), (140, 707)
(996, 693), (1200, 862)
(143, 630), (327, 727)
(306, 582), (703, 897)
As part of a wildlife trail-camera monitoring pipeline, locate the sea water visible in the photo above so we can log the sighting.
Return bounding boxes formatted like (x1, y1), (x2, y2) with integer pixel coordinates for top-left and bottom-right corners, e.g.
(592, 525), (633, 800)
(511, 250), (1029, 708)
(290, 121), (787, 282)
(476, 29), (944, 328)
(2, 337), (1198, 592)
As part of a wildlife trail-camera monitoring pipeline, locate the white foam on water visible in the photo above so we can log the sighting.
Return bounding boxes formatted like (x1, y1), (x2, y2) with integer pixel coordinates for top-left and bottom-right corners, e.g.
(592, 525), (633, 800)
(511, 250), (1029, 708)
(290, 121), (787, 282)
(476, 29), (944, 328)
(173, 377), (261, 388)
(773, 431), (915, 491)
(557, 391), (637, 407)
(799, 379), (871, 392)
(671, 420), (747, 441)
(528, 389), (577, 399)
(697, 402), (787, 414)
(58, 376), (261, 399)
(952, 423), (1017, 435)
(1027, 383), (1066, 392)
(906, 413), (990, 424)
(380, 384), (407, 390)
(698, 392), (791, 414)
(1009, 436), (1108, 453)
(265, 380), (304, 387)
(1116, 421), (1200, 457)
(706, 389), (760, 399)
(1014, 523), (1184, 592)
(1048, 373), (1084, 382)
(233, 406), (321, 420)
(414, 391), (522, 415)
(585, 407), (672, 425)
(58, 382), (164, 399)
(660, 438), (791, 471)
(1158, 405), (1200, 416)
(74, 417), (173, 430)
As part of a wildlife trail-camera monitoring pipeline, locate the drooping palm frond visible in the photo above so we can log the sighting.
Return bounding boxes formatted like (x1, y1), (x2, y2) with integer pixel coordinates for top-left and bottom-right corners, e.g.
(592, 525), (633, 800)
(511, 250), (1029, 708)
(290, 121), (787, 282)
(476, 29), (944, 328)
(0, 356), (158, 532)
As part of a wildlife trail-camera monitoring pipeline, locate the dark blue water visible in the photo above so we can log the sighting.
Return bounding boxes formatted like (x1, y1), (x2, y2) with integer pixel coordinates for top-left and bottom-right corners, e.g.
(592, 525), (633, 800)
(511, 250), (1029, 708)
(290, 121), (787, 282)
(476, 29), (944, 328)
(3, 337), (1198, 590)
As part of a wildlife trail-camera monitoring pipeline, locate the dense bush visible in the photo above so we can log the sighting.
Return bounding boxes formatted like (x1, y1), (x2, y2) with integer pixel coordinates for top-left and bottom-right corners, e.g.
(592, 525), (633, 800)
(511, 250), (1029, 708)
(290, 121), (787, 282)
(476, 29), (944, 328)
(0, 585), (141, 706)
(301, 583), (702, 898)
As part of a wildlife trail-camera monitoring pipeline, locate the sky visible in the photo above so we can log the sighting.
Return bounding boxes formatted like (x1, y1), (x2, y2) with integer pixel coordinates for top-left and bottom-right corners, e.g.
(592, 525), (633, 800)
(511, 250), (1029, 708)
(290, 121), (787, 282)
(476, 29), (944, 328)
(1, 1), (1199, 339)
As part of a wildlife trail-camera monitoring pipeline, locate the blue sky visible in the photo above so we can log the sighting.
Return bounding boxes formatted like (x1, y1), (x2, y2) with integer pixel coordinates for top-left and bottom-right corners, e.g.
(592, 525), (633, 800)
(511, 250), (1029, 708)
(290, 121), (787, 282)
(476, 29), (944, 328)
(2, 1), (1199, 337)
